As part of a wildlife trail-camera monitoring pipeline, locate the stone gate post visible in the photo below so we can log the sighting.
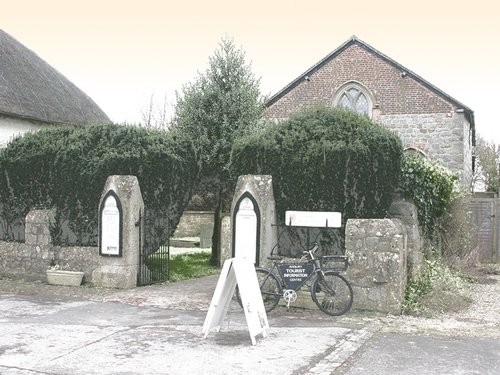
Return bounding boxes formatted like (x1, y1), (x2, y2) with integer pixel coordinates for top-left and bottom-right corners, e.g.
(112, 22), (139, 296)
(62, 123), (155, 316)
(228, 175), (277, 267)
(345, 218), (407, 314)
(92, 175), (144, 288)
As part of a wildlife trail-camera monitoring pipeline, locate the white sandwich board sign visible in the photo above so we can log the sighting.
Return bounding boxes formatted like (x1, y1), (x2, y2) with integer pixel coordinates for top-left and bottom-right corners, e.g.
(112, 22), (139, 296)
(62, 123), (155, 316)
(202, 258), (269, 345)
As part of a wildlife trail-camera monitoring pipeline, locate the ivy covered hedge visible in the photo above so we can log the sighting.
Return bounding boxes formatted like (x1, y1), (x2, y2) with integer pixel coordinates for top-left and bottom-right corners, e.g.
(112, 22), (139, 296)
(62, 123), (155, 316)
(230, 107), (404, 226)
(0, 124), (199, 247)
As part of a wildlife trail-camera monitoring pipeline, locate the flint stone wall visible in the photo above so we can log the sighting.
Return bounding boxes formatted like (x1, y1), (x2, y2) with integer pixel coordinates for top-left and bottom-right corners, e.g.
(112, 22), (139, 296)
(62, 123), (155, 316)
(345, 218), (407, 315)
(0, 210), (99, 282)
(0, 175), (144, 287)
(380, 112), (472, 188)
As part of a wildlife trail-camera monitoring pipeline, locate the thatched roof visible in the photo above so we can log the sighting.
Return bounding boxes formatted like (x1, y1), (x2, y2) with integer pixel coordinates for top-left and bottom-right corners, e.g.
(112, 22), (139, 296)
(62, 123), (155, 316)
(0, 29), (110, 126)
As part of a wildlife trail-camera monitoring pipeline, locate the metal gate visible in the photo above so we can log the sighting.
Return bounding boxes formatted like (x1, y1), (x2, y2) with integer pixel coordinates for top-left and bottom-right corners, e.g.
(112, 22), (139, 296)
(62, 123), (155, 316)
(138, 209), (170, 286)
(469, 193), (500, 263)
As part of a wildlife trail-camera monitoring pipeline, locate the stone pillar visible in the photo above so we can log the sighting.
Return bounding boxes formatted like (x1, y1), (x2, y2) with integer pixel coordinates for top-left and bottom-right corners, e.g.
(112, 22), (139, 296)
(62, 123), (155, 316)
(345, 218), (407, 315)
(24, 209), (55, 277)
(220, 215), (231, 263)
(228, 175), (277, 267)
(92, 175), (144, 289)
(388, 195), (424, 282)
(25, 210), (55, 246)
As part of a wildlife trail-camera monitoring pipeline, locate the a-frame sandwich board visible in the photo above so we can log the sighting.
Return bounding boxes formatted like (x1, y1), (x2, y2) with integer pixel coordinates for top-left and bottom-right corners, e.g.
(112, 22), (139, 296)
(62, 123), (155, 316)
(202, 258), (269, 345)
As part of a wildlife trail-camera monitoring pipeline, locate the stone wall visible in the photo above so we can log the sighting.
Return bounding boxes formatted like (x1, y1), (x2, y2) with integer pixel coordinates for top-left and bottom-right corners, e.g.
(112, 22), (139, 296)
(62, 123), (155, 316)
(173, 211), (214, 238)
(173, 210), (215, 248)
(0, 209), (100, 283)
(25, 210), (54, 246)
(0, 241), (99, 283)
(0, 241), (52, 281)
(345, 219), (407, 315)
(1, 176), (145, 288)
(388, 195), (423, 281)
(380, 112), (472, 187)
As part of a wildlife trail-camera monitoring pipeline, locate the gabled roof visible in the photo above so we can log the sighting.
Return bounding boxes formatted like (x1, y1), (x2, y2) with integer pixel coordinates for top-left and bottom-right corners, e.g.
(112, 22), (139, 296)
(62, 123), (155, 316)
(266, 36), (475, 135)
(0, 29), (110, 126)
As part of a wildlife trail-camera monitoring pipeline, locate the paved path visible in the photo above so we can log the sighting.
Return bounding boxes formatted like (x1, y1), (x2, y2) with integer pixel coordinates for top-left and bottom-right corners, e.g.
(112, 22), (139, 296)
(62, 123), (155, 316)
(1, 272), (499, 374)
(0, 292), (369, 375)
(0, 275), (373, 375)
(337, 333), (500, 375)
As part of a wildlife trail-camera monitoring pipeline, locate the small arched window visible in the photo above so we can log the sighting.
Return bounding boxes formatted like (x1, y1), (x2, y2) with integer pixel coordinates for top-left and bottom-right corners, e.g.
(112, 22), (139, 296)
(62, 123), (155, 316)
(404, 147), (427, 159)
(333, 82), (373, 118)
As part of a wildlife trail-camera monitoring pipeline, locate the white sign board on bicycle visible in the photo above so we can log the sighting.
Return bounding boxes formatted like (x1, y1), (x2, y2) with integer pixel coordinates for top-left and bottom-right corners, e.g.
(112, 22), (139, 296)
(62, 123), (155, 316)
(285, 211), (341, 228)
(202, 258), (269, 346)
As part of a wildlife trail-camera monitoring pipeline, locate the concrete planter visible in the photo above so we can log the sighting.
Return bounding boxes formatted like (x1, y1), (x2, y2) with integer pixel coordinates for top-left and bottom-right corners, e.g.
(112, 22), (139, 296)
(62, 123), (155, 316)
(46, 270), (84, 286)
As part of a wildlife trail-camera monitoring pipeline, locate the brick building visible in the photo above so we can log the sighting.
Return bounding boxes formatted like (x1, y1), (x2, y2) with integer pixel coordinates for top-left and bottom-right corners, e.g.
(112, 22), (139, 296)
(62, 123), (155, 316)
(264, 36), (475, 188)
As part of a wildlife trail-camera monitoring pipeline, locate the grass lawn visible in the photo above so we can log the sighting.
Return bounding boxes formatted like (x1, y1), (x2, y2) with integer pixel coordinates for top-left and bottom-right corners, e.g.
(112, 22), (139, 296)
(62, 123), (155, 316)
(168, 251), (220, 282)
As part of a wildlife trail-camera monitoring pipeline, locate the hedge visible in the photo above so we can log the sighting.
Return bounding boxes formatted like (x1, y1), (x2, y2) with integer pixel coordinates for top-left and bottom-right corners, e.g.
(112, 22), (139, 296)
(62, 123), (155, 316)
(0, 124), (199, 249)
(230, 106), (404, 228)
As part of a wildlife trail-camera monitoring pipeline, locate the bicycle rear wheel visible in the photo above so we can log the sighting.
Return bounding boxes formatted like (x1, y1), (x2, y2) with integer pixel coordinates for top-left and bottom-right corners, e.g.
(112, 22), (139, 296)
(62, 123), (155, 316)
(311, 271), (353, 316)
(251, 267), (282, 312)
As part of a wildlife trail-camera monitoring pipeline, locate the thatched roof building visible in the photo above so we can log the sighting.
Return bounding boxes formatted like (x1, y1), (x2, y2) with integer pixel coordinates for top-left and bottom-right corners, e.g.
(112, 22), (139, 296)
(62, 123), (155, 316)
(0, 29), (110, 127)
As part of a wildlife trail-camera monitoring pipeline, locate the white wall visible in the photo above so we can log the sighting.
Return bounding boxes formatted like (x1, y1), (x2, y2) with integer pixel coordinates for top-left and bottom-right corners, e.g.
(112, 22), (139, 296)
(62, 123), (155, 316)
(0, 115), (46, 147)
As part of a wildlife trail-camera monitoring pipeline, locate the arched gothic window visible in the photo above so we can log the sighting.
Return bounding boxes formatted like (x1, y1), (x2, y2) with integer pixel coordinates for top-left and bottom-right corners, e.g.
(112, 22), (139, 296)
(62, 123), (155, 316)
(333, 83), (373, 117)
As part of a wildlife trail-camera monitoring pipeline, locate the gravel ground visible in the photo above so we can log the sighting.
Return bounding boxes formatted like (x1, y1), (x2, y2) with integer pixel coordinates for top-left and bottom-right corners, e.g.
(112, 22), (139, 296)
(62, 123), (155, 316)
(374, 270), (500, 339)
(1, 265), (499, 339)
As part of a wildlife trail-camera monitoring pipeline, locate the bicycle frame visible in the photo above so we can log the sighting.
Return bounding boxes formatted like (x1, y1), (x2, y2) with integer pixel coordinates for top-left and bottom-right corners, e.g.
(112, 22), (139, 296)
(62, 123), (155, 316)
(266, 244), (325, 291)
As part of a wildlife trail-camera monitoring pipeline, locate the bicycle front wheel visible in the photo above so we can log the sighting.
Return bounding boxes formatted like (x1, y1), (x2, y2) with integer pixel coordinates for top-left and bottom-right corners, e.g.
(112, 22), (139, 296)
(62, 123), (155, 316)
(311, 271), (353, 316)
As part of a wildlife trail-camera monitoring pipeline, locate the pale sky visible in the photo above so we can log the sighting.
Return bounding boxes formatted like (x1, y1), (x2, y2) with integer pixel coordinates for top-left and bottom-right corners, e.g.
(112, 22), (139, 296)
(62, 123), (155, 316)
(1, 0), (499, 143)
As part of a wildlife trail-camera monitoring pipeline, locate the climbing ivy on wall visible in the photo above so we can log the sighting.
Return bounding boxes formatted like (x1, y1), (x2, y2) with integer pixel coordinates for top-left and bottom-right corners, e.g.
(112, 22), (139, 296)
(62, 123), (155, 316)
(0, 124), (199, 247)
(230, 106), (404, 225)
(400, 155), (458, 238)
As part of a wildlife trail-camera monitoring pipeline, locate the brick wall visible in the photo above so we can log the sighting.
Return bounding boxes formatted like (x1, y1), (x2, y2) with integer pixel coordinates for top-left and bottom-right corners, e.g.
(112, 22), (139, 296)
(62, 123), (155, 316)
(263, 42), (473, 186)
(265, 44), (454, 119)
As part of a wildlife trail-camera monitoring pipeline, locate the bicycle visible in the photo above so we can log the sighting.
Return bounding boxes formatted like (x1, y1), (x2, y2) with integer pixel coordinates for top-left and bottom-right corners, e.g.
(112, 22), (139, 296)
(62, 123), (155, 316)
(239, 242), (353, 316)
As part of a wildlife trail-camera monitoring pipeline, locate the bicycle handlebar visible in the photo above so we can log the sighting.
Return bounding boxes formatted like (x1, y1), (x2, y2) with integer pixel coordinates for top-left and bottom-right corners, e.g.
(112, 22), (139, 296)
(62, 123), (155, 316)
(305, 243), (319, 258)
(268, 242), (320, 261)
